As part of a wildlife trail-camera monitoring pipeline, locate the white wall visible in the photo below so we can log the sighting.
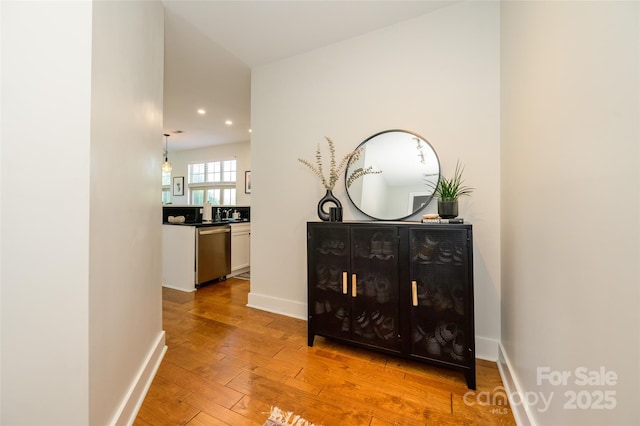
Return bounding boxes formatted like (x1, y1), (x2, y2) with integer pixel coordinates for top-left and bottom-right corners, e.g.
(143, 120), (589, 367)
(250, 1), (501, 358)
(166, 141), (251, 206)
(1, 2), (93, 423)
(0, 0), (4, 421)
(89, 2), (165, 425)
(0, 1), (165, 424)
(501, 1), (639, 425)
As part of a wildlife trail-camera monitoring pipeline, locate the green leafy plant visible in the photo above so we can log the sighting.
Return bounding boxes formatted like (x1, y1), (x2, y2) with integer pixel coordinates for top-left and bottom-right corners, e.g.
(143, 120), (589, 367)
(298, 136), (381, 190)
(429, 160), (474, 201)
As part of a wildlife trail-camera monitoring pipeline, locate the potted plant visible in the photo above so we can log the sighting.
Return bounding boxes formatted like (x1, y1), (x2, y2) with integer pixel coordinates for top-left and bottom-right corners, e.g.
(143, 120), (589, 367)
(430, 161), (474, 218)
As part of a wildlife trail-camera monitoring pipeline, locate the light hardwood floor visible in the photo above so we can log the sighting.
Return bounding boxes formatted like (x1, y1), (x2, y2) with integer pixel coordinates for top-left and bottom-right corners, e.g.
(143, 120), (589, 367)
(134, 278), (516, 425)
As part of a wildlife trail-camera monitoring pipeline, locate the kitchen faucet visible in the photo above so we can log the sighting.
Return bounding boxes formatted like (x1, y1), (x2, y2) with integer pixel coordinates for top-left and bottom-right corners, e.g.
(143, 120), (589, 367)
(223, 209), (232, 219)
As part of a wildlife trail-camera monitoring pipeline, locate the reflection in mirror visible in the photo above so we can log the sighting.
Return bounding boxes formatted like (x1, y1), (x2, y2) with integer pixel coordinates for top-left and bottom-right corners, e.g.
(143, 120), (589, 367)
(345, 130), (440, 220)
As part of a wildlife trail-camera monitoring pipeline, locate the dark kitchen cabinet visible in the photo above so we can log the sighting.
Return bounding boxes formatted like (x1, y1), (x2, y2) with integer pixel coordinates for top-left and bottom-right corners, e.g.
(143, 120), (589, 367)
(307, 221), (475, 389)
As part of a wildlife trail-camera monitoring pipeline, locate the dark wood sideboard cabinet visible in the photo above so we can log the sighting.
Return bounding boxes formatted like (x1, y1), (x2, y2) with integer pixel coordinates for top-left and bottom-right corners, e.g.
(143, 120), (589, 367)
(307, 221), (476, 389)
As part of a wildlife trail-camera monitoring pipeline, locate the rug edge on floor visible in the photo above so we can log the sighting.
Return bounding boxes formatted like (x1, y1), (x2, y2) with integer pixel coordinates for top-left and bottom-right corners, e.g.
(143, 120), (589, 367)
(264, 406), (316, 426)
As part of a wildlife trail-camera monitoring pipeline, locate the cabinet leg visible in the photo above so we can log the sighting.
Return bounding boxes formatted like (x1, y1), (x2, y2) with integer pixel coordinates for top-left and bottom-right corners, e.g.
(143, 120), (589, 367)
(465, 370), (476, 390)
(308, 333), (315, 347)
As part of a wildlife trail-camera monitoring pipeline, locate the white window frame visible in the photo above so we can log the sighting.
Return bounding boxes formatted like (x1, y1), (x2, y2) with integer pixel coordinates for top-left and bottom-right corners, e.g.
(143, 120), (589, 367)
(188, 160), (237, 205)
(162, 171), (171, 204)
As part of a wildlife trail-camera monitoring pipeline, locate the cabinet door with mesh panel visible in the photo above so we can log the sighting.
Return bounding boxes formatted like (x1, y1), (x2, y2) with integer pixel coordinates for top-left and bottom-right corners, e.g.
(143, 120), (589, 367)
(349, 225), (400, 352)
(408, 226), (474, 376)
(307, 223), (351, 344)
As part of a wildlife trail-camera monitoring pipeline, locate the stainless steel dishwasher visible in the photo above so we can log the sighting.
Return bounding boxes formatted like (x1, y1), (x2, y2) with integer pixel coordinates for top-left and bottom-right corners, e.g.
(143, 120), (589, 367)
(196, 225), (231, 285)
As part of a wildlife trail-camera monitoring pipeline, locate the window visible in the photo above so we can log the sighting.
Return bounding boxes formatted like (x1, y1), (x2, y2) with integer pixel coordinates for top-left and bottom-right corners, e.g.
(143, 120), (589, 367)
(162, 171), (171, 204)
(188, 160), (237, 205)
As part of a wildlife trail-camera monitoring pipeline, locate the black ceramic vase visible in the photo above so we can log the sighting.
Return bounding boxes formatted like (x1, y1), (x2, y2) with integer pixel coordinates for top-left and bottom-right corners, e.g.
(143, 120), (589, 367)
(438, 200), (459, 219)
(317, 189), (342, 221)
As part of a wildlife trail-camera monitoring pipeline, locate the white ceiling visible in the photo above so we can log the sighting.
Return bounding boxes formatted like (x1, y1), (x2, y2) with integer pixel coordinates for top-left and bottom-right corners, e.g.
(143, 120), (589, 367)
(161, 0), (455, 151)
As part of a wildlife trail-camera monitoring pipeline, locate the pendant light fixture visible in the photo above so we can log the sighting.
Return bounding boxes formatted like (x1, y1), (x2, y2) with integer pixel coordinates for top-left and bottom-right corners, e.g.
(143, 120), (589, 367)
(162, 133), (172, 173)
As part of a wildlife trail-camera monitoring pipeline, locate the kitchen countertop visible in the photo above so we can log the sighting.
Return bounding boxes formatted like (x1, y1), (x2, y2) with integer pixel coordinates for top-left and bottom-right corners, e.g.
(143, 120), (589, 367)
(163, 219), (250, 227)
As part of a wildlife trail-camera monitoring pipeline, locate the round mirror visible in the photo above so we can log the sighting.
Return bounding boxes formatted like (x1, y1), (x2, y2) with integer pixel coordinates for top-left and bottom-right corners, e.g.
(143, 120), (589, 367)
(345, 129), (440, 220)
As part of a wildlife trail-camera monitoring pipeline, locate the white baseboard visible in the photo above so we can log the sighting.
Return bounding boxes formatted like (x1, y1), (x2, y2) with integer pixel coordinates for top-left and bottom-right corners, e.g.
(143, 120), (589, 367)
(497, 343), (534, 426)
(475, 335), (499, 361)
(162, 283), (196, 293)
(247, 292), (307, 320)
(228, 266), (250, 277)
(110, 331), (167, 426)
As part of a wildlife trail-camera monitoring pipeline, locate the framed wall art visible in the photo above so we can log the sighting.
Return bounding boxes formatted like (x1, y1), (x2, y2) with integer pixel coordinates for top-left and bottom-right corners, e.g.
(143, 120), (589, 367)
(172, 176), (184, 196)
(245, 171), (251, 194)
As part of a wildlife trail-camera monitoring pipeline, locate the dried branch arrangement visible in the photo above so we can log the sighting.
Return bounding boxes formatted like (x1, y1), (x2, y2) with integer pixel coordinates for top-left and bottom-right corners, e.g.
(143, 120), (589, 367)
(298, 136), (381, 190)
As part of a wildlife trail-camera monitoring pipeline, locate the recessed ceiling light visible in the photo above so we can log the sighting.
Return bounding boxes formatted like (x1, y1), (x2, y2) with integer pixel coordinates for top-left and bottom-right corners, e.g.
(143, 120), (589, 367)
(197, 109), (206, 115)
(225, 120), (233, 126)
(172, 130), (184, 134)
(248, 129), (252, 133)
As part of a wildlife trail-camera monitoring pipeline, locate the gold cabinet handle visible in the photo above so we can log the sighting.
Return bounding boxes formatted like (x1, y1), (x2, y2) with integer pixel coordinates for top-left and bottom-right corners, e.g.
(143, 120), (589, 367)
(411, 281), (418, 307)
(352, 274), (357, 297)
(342, 272), (348, 295)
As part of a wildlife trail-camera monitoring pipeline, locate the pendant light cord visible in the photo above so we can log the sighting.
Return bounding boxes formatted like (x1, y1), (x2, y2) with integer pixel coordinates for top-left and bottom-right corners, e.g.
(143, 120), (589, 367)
(164, 133), (170, 161)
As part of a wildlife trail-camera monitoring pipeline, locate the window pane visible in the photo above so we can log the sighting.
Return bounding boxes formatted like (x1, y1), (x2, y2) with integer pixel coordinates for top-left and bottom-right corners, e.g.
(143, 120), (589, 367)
(223, 188), (236, 205)
(162, 189), (171, 204)
(161, 171), (171, 186)
(191, 189), (204, 205)
(190, 163), (205, 184)
(207, 162), (220, 183)
(222, 160), (236, 182)
(206, 188), (221, 205)
(205, 162), (216, 182)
